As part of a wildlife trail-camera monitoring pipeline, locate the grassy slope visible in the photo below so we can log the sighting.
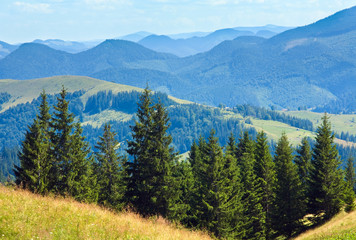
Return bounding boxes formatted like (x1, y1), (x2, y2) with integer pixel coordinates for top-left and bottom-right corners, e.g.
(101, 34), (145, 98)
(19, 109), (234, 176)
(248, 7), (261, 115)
(295, 210), (356, 240)
(0, 76), (192, 113)
(285, 111), (356, 135)
(0, 186), (210, 240)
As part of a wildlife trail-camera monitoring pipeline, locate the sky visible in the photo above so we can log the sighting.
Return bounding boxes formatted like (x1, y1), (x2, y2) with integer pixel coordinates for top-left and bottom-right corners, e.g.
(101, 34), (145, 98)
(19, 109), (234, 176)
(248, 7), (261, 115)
(1, 0), (356, 44)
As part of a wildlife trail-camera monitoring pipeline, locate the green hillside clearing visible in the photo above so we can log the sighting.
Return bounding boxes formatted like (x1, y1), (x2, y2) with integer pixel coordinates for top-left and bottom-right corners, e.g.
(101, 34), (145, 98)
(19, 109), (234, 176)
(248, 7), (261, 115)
(0, 76), (191, 113)
(285, 111), (356, 135)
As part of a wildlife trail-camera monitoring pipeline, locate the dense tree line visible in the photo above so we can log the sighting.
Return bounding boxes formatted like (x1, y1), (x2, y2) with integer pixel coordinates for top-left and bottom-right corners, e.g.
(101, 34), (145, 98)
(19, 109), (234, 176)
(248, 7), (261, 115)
(0, 146), (19, 182)
(13, 88), (356, 239)
(233, 104), (314, 131)
(314, 92), (356, 114)
(335, 131), (356, 144)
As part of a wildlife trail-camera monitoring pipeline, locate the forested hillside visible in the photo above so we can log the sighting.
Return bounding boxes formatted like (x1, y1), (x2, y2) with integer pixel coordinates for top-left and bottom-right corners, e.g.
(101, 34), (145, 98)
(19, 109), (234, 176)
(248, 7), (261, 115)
(9, 87), (356, 239)
(1, 76), (356, 182)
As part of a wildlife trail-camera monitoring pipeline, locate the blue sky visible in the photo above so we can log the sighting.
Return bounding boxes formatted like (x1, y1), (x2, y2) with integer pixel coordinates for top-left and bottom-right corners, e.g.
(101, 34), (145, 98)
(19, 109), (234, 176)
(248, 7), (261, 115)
(1, 0), (355, 43)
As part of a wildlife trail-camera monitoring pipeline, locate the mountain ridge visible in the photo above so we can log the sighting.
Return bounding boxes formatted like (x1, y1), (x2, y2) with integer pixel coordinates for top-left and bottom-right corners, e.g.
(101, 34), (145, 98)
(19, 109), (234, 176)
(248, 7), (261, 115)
(0, 6), (355, 111)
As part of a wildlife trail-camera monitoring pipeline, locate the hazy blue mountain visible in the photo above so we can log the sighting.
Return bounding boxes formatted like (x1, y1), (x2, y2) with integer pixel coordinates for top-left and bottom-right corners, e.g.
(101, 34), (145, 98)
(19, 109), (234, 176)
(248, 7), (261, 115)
(0, 41), (18, 59)
(0, 39), (181, 92)
(0, 6), (355, 111)
(171, 6), (356, 109)
(138, 26), (292, 57)
(139, 28), (255, 57)
(32, 39), (94, 54)
(234, 24), (293, 34)
(168, 31), (210, 39)
(255, 30), (278, 38)
(118, 31), (152, 42)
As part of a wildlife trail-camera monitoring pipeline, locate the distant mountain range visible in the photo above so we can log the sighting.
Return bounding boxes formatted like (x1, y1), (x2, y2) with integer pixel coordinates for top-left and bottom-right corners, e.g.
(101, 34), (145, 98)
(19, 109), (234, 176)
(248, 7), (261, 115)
(0, 6), (355, 112)
(124, 25), (292, 57)
(0, 25), (291, 59)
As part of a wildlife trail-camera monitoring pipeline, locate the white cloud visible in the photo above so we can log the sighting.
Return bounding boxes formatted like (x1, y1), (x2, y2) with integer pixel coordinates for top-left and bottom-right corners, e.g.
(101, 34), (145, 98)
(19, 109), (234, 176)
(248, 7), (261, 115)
(14, 2), (52, 13)
(84, 0), (132, 9)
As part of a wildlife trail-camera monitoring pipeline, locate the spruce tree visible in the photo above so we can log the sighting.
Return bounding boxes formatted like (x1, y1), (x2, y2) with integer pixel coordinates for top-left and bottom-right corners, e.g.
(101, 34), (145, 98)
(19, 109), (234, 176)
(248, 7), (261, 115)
(50, 86), (75, 194)
(67, 123), (97, 203)
(125, 88), (178, 218)
(237, 131), (264, 240)
(295, 137), (312, 208)
(254, 131), (275, 240)
(50, 87), (95, 201)
(95, 123), (126, 210)
(345, 156), (356, 193)
(193, 130), (242, 239)
(344, 156), (356, 212)
(308, 113), (344, 219)
(14, 91), (51, 194)
(273, 133), (305, 238)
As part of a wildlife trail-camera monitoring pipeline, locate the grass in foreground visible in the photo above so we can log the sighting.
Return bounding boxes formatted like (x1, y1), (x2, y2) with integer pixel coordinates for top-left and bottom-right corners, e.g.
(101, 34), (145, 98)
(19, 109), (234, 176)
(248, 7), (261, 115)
(0, 186), (211, 240)
(294, 209), (356, 240)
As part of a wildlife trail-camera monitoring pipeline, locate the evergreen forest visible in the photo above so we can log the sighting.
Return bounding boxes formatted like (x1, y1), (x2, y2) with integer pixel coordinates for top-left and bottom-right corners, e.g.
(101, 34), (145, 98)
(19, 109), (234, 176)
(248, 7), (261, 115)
(11, 87), (356, 239)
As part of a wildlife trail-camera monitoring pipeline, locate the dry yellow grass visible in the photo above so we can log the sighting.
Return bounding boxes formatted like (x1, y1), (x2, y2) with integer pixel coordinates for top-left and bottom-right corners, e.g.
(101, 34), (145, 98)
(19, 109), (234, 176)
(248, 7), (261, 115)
(0, 186), (211, 240)
(294, 210), (356, 240)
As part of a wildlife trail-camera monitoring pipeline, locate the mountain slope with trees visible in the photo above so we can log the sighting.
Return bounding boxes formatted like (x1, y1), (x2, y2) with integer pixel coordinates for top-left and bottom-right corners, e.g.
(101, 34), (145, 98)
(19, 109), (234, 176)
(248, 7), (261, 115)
(8, 87), (356, 239)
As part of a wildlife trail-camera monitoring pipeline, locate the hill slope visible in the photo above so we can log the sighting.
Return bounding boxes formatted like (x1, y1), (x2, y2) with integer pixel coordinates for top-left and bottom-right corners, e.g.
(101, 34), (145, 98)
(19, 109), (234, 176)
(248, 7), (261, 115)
(295, 209), (356, 240)
(0, 186), (210, 240)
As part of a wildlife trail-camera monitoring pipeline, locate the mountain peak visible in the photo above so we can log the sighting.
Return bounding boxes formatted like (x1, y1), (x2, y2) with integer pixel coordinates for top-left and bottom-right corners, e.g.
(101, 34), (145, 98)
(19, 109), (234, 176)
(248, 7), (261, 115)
(270, 5), (356, 43)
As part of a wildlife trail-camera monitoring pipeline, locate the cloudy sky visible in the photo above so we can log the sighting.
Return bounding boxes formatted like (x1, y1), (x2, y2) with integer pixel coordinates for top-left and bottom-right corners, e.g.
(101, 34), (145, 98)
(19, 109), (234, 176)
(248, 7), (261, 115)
(1, 0), (355, 43)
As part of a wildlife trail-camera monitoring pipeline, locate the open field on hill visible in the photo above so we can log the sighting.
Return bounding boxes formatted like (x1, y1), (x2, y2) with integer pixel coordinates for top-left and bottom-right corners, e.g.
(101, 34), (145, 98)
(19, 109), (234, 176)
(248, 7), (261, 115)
(295, 209), (356, 240)
(0, 186), (211, 240)
(285, 111), (356, 135)
(248, 118), (314, 145)
(0, 76), (141, 113)
(0, 76), (192, 114)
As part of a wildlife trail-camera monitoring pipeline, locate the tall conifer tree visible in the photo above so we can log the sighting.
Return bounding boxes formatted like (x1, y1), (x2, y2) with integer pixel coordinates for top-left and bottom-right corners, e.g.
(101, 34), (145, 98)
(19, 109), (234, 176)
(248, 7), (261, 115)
(295, 137), (312, 208)
(95, 123), (126, 210)
(254, 131), (275, 240)
(50, 87), (95, 201)
(345, 156), (356, 193)
(194, 130), (242, 239)
(237, 131), (264, 240)
(273, 133), (305, 238)
(67, 123), (97, 202)
(308, 113), (344, 219)
(14, 91), (51, 194)
(50, 86), (75, 193)
(125, 88), (178, 218)
(344, 156), (356, 212)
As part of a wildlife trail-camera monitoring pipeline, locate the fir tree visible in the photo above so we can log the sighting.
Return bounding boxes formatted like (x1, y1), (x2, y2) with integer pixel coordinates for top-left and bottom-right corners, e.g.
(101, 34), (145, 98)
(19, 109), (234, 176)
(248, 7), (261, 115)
(237, 131), (264, 240)
(295, 137), (312, 209)
(193, 130), (242, 239)
(14, 91), (51, 194)
(125, 88), (178, 218)
(273, 133), (305, 238)
(344, 156), (356, 212)
(67, 123), (97, 203)
(95, 123), (126, 210)
(345, 156), (356, 193)
(254, 131), (275, 240)
(308, 113), (344, 219)
(50, 87), (95, 201)
(50, 86), (75, 194)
